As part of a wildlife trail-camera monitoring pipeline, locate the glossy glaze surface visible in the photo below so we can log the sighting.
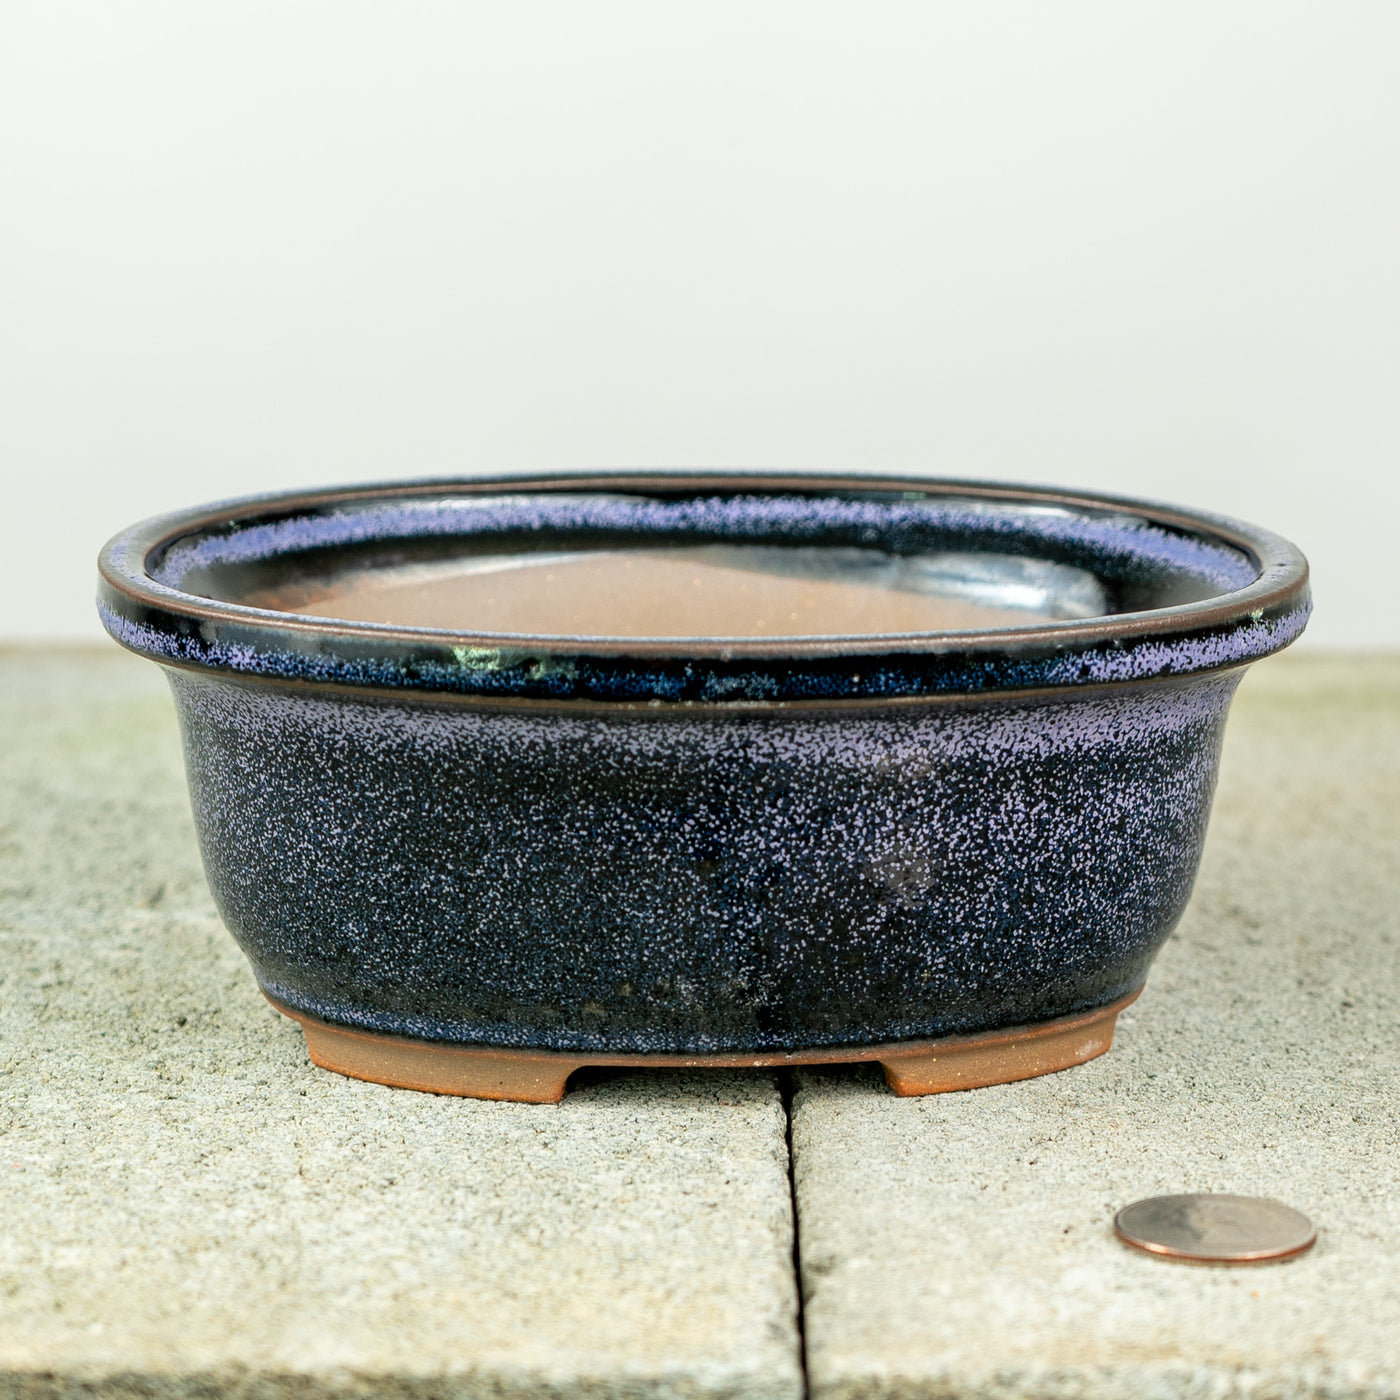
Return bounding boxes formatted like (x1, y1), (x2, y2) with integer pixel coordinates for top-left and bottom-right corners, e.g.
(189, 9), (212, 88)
(171, 668), (1235, 1053)
(97, 475), (1310, 1056)
(98, 477), (1310, 704)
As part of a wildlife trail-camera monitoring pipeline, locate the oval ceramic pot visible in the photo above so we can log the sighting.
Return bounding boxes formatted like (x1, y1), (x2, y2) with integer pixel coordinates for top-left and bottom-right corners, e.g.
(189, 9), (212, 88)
(97, 474), (1310, 1100)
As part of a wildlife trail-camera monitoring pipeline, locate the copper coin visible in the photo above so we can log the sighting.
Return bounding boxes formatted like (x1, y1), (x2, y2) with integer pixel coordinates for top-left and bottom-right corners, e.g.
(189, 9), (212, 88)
(1114, 1194), (1316, 1264)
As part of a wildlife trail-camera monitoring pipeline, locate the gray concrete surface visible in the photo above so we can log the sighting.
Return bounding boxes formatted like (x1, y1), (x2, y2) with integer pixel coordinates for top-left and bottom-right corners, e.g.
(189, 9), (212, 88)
(793, 655), (1400, 1400)
(0, 648), (803, 1400)
(4, 647), (1398, 1400)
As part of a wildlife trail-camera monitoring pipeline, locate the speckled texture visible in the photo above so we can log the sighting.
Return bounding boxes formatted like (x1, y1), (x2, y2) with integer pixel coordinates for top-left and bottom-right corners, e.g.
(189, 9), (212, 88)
(791, 654), (1400, 1400)
(97, 479), (1310, 703)
(98, 597), (1310, 705)
(167, 668), (1238, 1053)
(93, 478), (1311, 1055)
(0, 647), (803, 1400)
(3, 647), (1396, 1398)
(148, 492), (1261, 595)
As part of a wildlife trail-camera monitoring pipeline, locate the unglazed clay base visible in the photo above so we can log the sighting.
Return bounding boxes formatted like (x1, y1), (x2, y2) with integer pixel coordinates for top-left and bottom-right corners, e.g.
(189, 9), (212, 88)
(265, 986), (1142, 1103)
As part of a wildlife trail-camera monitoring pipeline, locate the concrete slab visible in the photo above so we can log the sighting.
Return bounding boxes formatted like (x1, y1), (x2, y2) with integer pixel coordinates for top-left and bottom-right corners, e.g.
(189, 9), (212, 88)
(0, 648), (803, 1400)
(792, 656), (1400, 1400)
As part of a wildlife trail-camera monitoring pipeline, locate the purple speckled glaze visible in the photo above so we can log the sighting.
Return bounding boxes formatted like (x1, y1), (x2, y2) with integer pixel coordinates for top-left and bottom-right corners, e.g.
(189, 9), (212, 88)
(170, 670), (1237, 1052)
(96, 473), (1311, 1054)
(148, 492), (1259, 594)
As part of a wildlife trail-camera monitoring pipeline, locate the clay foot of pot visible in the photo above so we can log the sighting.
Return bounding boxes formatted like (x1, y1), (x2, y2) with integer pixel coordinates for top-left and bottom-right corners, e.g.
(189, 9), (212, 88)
(877, 1000), (1128, 1096)
(294, 1012), (582, 1103)
(265, 987), (1139, 1103)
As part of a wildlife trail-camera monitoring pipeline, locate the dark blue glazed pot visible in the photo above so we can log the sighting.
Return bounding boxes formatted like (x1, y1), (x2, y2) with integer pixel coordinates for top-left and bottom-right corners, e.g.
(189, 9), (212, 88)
(97, 475), (1309, 1080)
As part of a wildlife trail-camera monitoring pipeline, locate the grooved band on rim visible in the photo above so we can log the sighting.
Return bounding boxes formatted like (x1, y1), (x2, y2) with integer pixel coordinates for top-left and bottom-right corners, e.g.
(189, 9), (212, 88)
(97, 474), (1311, 704)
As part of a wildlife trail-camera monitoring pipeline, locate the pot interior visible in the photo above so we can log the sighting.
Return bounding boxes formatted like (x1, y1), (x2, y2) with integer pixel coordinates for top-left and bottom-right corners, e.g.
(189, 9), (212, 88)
(151, 487), (1260, 639)
(239, 546), (1110, 637)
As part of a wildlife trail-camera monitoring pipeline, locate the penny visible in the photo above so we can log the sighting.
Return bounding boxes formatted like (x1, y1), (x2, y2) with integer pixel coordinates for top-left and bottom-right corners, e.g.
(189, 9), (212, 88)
(1114, 1194), (1316, 1264)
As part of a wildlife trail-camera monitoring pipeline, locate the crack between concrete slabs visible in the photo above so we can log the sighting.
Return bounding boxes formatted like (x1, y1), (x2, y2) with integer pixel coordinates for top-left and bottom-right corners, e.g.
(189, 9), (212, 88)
(778, 1069), (811, 1400)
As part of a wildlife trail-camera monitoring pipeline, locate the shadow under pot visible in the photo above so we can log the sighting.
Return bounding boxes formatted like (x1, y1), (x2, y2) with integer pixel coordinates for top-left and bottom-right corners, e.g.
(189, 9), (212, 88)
(97, 473), (1310, 1101)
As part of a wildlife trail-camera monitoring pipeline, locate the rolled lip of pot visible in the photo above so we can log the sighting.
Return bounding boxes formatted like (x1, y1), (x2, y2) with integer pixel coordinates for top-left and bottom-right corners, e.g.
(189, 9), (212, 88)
(96, 472), (1311, 706)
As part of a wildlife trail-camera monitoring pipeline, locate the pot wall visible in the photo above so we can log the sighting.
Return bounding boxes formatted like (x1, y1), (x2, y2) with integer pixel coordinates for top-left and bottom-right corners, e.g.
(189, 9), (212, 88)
(167, 668), (1241, 1054)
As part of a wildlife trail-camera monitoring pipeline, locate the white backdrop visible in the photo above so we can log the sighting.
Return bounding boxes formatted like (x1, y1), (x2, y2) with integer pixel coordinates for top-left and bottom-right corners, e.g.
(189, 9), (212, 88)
(2, 2), (1395, 645)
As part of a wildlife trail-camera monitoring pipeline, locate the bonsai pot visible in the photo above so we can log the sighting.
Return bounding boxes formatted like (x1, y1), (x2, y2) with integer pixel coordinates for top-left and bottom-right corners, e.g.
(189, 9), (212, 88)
(97, 474), (1310, 1101)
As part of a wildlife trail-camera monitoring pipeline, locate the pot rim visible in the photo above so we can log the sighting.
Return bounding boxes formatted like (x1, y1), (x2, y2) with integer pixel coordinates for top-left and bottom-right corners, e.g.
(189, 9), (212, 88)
(97, 471), (1310, 703)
